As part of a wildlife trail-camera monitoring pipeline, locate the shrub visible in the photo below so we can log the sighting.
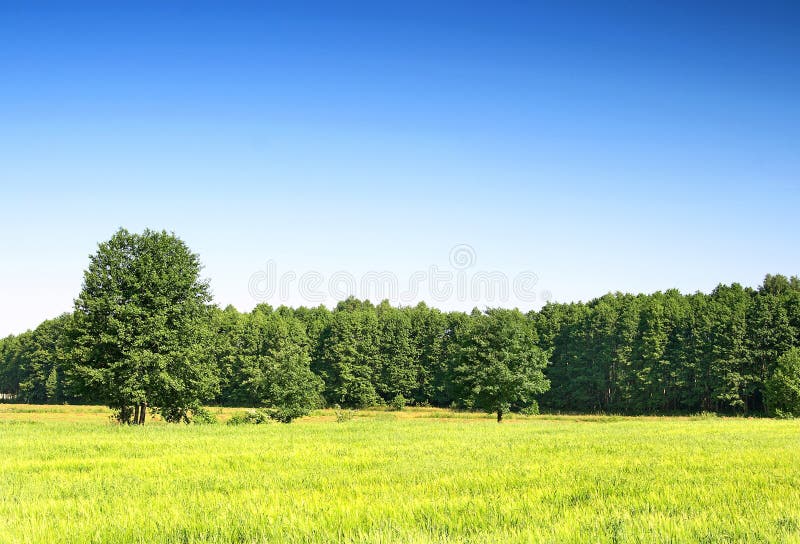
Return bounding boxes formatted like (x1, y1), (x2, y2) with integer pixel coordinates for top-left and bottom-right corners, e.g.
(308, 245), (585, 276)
(226, 413), (248, 426)
(265, 406), (308, 424)
(191, 407), (218, 425)
(227, 409), (273, 426)
(333, 404), (354, 423)
(390, 394), (407, 411)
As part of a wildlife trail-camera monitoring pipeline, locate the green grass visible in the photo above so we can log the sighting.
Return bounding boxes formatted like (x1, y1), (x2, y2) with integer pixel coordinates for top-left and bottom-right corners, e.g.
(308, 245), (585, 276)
(1, 406), (800, 543)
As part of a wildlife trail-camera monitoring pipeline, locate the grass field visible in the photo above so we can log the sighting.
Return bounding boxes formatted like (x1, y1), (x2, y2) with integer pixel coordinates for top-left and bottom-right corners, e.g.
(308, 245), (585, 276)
(1, 405), (800, 543)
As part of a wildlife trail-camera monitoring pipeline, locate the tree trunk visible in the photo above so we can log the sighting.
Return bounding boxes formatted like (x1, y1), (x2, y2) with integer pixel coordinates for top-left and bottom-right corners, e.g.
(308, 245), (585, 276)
(139, 402), (146, 425)
(497, 409), (503, 423)
(133, 404), (140, 425)
(120, 405), (133, 424)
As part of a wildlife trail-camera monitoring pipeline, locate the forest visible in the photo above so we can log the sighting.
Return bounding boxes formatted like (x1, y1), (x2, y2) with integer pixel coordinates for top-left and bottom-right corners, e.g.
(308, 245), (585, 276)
(1, 229), (800, 420)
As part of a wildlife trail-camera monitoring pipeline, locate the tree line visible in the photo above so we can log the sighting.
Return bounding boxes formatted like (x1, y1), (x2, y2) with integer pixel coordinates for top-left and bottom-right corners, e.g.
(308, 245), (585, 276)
(1, 229), (799, 421)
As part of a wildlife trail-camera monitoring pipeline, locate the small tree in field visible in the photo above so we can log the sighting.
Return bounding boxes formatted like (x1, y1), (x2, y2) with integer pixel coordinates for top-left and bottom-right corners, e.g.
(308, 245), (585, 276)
(69, 228), (217, 424)
(765, 348), (800, 418)
(454, 309), (550, 422)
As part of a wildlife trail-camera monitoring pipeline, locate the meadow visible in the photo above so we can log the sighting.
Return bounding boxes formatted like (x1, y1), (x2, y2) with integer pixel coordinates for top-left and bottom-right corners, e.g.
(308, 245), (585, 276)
(1, 405), (799, 543)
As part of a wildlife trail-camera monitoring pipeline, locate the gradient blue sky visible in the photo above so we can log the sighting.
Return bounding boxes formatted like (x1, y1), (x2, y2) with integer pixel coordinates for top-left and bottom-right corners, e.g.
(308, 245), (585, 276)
(1, 1), (799, 335)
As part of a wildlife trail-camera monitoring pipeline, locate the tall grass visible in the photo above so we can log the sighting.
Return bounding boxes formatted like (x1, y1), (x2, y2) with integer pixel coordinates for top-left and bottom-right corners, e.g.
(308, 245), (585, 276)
(1, 407), (799, 543)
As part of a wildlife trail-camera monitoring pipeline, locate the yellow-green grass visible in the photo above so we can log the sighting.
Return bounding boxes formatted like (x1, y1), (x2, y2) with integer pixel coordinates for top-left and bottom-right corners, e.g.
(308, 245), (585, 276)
(1, 406), (799, 543)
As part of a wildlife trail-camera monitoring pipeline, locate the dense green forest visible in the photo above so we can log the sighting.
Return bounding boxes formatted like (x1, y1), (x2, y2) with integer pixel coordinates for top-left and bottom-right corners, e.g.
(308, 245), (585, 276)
(2, 229), (800, 419)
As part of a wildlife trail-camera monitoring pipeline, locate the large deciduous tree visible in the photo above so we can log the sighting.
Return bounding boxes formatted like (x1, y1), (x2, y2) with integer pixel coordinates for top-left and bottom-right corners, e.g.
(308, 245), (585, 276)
(69, 228), (217, 424)
(454, 308), (550, 422)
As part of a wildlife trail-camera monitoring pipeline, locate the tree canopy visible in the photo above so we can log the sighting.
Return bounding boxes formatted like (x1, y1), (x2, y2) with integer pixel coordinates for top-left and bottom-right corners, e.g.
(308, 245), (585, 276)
(454, 309), (549, 421)
(765, 348), (800, 418)
(68, 228), (216, 423)
(2, 230), (800, 421)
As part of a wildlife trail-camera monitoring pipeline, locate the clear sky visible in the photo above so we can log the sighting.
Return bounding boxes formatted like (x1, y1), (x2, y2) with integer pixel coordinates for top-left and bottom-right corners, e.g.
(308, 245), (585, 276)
(1, 1), (799, 336)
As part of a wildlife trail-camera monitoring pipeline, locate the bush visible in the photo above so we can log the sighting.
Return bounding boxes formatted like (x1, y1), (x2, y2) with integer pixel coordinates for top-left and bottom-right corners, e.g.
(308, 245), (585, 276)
(265, 406), (309, 424)
(226, 413), (248, 426)
(333, 404), (354, 423)
(191, 407), (218, 425)
(227, 409), (273, 426)
(390, 394), (407, 411)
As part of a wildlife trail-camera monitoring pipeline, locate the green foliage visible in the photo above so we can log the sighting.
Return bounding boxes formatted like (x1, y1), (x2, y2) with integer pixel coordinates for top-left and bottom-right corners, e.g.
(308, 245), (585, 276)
(190, 406), (218, 425)
(376, 303), (419, 402)
(223, 311), (323, 417)
(16, 316), (73, 404)
(520, 401), (540, 415)
(533, 276), (800, 416)
(225, 412), (249, 426)
(68, 228), (217, 424)
(320, 306), (381, 408)
(265, 406), (309, 423)
(226, 409), (273, 425)
(765, 348), (800, 417)
(454, 309), (550, 422)
(333, 404), (354, 423)
(390, 394), (407, 411)
(3, 227), (800, 421)
(109, 407), (132, 425)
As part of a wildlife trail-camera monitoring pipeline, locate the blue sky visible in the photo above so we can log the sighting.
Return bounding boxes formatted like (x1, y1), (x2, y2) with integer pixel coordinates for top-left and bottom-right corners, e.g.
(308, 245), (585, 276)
(1, 1), (799, 335)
